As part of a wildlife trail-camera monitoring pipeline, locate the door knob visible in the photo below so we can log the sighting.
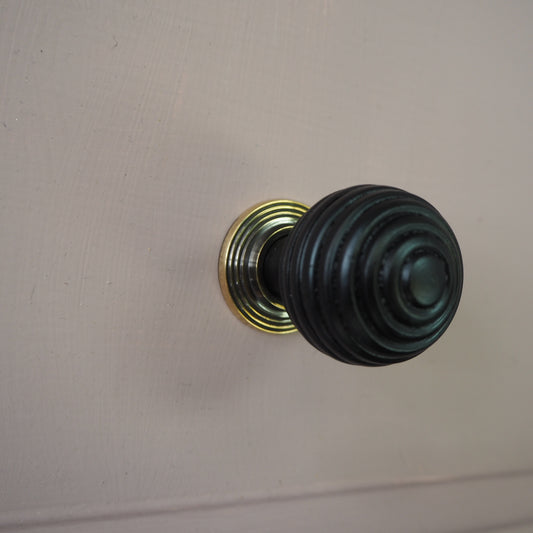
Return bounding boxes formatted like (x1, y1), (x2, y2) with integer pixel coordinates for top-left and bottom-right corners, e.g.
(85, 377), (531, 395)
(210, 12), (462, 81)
(219, 185), (463, 366)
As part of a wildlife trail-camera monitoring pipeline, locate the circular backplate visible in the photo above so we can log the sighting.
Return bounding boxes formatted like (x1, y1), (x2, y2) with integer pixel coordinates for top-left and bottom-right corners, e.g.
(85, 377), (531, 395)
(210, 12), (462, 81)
(219, 200), (308, 333)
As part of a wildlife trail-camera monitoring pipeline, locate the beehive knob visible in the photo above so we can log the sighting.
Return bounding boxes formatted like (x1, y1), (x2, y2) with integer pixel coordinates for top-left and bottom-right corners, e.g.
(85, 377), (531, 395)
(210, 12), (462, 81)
(219, 185), (463, 366)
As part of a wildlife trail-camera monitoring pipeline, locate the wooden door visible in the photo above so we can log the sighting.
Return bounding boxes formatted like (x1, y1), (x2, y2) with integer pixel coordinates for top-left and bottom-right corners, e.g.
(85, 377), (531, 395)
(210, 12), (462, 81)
(1, 2), (532, 531)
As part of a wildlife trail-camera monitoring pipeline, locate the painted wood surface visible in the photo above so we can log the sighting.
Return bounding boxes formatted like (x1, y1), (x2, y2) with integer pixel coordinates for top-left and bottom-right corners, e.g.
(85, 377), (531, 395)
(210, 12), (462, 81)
(1, 1), (532, 529)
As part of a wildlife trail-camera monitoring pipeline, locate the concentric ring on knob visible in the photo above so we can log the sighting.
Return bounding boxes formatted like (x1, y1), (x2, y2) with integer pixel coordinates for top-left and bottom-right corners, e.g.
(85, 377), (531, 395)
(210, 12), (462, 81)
(219, 200), (309, 333)
(279, 185), (463, 365)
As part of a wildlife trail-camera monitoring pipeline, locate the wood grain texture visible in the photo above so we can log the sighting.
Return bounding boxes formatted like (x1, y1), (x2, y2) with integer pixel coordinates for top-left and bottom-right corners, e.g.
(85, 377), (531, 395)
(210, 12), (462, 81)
(1, 0), (533, 526)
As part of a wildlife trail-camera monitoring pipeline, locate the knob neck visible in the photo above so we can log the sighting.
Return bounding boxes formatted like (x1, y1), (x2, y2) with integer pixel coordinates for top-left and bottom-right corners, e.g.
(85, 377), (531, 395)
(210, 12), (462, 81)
(259, 234), (288, 300)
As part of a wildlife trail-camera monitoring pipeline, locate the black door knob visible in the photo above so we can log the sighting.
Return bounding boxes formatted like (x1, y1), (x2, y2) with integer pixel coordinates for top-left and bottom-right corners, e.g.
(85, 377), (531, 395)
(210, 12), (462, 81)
(219, 185), (463, 366)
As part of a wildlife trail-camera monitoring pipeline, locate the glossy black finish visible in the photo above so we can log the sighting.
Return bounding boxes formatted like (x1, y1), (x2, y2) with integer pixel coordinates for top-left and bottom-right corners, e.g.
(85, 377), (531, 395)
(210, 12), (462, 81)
(264, 185), (463, 366)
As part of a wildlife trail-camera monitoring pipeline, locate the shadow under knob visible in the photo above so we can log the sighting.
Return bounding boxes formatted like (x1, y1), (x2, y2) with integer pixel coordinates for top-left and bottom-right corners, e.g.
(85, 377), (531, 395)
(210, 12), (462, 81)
(219, 185), (463, 366)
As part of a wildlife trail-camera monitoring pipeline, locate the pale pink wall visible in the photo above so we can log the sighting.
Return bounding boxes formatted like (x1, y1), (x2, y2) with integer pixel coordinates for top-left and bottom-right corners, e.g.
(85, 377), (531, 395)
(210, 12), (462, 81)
(1, 1), (532, 530)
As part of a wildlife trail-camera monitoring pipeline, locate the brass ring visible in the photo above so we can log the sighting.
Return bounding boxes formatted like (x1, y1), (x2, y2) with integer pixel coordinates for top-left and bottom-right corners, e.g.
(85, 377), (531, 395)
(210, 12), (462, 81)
(218, 200), (308, 333)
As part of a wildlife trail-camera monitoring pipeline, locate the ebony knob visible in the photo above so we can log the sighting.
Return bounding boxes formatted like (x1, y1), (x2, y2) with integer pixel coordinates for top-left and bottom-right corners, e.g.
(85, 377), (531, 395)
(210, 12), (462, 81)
(219, 185), (463, 366)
